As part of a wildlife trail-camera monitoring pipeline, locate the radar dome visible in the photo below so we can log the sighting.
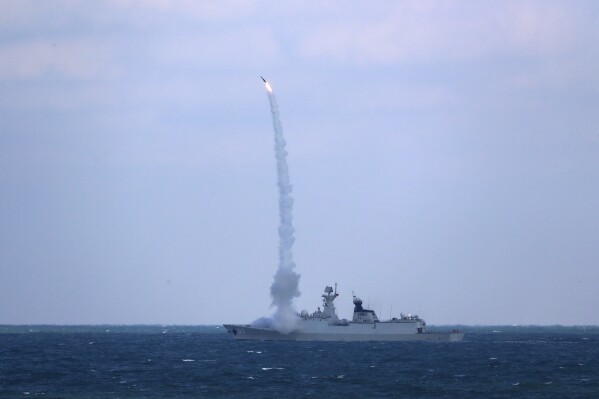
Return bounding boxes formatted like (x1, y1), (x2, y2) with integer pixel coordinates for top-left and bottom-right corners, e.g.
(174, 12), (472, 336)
(353, 297), (362, 305)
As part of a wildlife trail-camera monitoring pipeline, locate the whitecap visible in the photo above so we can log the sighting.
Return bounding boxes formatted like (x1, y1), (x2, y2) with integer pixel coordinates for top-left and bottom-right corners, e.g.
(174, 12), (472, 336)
(247, 350), (254, 353)
(337, 375), (344, 379)
(544, 381), (553, 385)
(182, 359), (195, 362)
(489, 357), (497, 360)
(88, 342), (94, 345)
(247, 376), (255, 380)
(261, 367), (273, 370)
(512, 382), (520, 386)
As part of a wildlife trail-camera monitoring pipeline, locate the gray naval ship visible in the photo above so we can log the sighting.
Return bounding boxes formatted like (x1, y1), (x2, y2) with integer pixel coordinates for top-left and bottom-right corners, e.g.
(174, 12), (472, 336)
(224, 285), (464, 342)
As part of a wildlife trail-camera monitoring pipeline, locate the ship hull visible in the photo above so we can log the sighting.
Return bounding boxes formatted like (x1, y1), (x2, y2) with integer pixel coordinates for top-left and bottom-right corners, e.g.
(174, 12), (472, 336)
(223, 324), (464, 342)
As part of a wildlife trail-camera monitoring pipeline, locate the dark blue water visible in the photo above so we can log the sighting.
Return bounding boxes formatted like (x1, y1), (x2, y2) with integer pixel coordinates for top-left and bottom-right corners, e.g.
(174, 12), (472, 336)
(1, 326), (597, 398)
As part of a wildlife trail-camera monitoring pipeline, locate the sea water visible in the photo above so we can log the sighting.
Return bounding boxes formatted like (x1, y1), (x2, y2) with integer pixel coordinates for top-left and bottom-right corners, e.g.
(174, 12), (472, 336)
(1, 325), (597, 398)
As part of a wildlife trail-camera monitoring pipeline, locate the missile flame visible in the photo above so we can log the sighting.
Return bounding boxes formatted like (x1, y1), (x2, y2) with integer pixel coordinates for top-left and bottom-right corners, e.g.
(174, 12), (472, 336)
(261, 76), (273, 93)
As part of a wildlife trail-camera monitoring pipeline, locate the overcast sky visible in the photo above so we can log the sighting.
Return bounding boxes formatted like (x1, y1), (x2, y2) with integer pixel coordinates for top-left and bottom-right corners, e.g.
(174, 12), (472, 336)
(1, 1), (598, 325)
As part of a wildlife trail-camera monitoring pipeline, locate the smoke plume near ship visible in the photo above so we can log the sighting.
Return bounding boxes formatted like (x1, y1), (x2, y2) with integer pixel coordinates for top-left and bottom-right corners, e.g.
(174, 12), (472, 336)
(252, 77), (301, 334)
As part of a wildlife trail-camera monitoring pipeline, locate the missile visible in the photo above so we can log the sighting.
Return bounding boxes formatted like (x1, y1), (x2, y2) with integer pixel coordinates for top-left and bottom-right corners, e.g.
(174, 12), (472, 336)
(261, 75), (273, 93)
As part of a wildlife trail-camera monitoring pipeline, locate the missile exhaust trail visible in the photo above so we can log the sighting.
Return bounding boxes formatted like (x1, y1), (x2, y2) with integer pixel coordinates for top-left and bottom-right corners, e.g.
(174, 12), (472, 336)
(258, 76), (301, 334)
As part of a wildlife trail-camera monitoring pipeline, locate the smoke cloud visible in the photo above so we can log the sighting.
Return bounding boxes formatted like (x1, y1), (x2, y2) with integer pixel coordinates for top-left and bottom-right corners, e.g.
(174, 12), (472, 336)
(252, 81), (301, 334)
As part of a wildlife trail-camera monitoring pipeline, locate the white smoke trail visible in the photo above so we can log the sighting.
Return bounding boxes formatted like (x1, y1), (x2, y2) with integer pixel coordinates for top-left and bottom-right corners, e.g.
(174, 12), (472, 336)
(253, 80), (301, 334)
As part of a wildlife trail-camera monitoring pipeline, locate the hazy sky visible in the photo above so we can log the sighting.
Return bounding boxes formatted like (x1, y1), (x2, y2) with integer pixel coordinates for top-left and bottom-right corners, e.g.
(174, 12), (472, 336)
(1, 1), (598, 325)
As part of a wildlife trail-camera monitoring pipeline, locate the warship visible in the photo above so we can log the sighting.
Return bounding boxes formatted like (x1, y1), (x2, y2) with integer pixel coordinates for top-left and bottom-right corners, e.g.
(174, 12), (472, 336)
(224, 285), (463, 341)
